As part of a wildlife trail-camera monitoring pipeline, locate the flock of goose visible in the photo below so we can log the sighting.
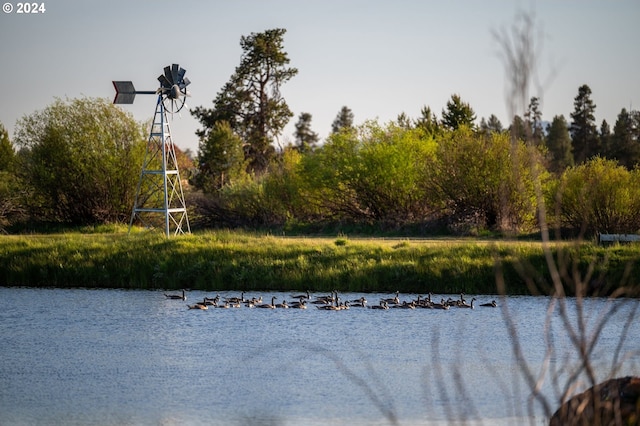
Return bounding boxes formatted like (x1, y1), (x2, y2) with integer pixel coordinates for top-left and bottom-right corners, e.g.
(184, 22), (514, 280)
(164, 290), (498, 311)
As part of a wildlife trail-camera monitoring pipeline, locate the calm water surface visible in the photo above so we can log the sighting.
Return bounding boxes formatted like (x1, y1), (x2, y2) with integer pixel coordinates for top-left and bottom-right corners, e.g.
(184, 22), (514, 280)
(0, 288), (638, 426)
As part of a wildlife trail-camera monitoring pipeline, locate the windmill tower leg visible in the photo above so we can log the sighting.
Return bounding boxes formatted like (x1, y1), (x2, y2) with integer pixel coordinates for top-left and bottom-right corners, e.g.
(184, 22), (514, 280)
(129, 95), (190, 236)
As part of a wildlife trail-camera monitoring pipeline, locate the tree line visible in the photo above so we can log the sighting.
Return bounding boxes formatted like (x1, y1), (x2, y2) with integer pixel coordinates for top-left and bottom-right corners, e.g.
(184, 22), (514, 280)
(1, 28), (639, 236)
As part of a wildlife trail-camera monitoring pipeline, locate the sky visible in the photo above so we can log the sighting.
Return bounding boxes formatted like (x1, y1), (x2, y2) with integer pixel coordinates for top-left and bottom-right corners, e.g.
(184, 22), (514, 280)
(1, 0), (639, 154)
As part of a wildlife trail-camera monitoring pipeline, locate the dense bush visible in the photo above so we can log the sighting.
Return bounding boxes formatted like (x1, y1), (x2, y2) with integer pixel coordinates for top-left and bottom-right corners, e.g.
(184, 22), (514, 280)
(548, 157), (640, 235)
(13, 98), (146, 224)
(194, 122), (549, 234)
(426, 127), (547, 233)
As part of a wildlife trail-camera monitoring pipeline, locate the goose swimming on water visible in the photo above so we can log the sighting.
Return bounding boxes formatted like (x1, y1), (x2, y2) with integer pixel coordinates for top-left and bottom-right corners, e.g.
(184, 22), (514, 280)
(349, 297), (367, 308)
(480, 300), (497, 307)
(187, 298), (208, 310)
(165, 290), (186, 300)
(256, 296), (277, 309)
(459, 297), (476, 309)
(275, 300), (289, 309)
(381, 291), (400, 305)
(369, 300), (389, 310)
(291, 290), (310, 300)
(224, 292), (245, 304)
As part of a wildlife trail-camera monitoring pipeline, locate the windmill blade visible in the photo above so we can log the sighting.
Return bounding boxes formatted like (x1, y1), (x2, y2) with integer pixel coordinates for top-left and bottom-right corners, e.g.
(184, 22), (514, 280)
(158, 74), (171, 90)
(181, 77), (191, 88)
(164, 66), (173, 85)
(171, 64), (179, 85)
(177, 67), (186, 83)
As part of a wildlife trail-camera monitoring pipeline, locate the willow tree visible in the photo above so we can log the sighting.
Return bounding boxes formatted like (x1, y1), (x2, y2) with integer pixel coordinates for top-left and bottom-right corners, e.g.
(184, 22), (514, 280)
(14, 97), (146, 224)
(193, 28), (298, 174)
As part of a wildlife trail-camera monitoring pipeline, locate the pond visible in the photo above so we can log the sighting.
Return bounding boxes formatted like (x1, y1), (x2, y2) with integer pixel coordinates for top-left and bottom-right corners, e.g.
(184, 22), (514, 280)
(0, 287), (638, 425)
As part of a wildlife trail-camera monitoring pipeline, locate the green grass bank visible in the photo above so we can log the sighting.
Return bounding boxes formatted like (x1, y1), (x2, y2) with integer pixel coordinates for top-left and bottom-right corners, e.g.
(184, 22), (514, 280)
(1, 230), (639, 296)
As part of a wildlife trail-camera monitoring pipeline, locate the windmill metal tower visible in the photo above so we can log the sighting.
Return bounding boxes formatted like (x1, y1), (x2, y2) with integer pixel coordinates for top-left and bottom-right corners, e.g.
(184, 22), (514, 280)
(113, 64), (191, 237)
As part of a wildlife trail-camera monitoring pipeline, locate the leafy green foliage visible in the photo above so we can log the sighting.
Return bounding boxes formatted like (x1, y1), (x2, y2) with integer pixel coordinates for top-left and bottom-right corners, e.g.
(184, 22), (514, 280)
(300, 122), (437, 226)
(427, 127), (546, 233)
(193, 121), (247, 193)
(549, 157), (640, 234)
(13, 97), (146, 224)
(0, 123), (15, 172)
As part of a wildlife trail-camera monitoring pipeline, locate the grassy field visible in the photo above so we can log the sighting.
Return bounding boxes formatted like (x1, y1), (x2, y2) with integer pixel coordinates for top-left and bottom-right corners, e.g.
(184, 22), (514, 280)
(1, 228), (639, 296)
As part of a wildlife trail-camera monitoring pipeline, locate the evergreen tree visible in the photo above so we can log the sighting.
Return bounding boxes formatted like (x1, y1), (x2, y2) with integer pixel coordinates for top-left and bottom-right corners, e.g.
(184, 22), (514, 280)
(599, 119), (612, 159)
(610, 108), (640, 169)
(525, 96), (544, 145)
(293, 112), (319, 153)
(0, 123), (15, 172)
(570, 84), (599, 164)
(441, 94), (476, 131)
(479, 114), (504, 137)
(331, 106), (354, 133)
(396, 112), (413, 130)
(192, 28), (298, 174)
(545, 115), (574, 174)
(415, 106), (440, 136)
(194, 121), (247, 193)
(509, 115), (527, 142)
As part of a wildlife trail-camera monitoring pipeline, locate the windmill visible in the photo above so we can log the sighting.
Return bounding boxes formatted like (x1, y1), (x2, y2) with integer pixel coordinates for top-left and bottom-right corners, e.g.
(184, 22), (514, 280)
(113, 64), (191, 237)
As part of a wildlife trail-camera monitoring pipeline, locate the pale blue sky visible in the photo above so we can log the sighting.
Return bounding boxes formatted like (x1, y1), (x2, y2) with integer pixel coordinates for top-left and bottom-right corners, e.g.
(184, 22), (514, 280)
(1, 0), (639, 153)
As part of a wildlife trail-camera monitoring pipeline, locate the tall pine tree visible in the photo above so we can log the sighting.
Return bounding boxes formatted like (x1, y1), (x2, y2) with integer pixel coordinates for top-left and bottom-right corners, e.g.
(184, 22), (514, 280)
(545, 115), (574, 174)
(441, 94), (476, 131)
(293, 112), (319, 153)
(610, 108), (640, 169)
(569, 84), (599, 164)
(192, 28), (298, 174)
(331, 106), (354, 134)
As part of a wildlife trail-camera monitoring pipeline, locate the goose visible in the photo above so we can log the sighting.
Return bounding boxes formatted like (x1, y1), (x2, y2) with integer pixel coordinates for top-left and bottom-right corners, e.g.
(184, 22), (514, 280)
(187, 299), (208, 310)
(313, 290), (337, 304)
(204, 295), (220, 306)
(480, 300), (497, 308)
(337, 301), (350, 310)
(165, 289), (186, 300)
(275, 300), (289, 309)
(245, 296), (262, 306)
(381, 291), (400, 305)
(224, 292), (245, 304)
(391, 301), (416, 309)
(369, 300), (389, 310)
(431, 299), (450, 310)
(417, 293), (434, 309)
(289, 300), (307, 309)
(256, 296), (277, 309)
(349, 297), (367, 308)
(195, 298), (209, 307)
(316, 303), (339, 311)
(291, 290), (310, 300)
(459, 297), (476, 309)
